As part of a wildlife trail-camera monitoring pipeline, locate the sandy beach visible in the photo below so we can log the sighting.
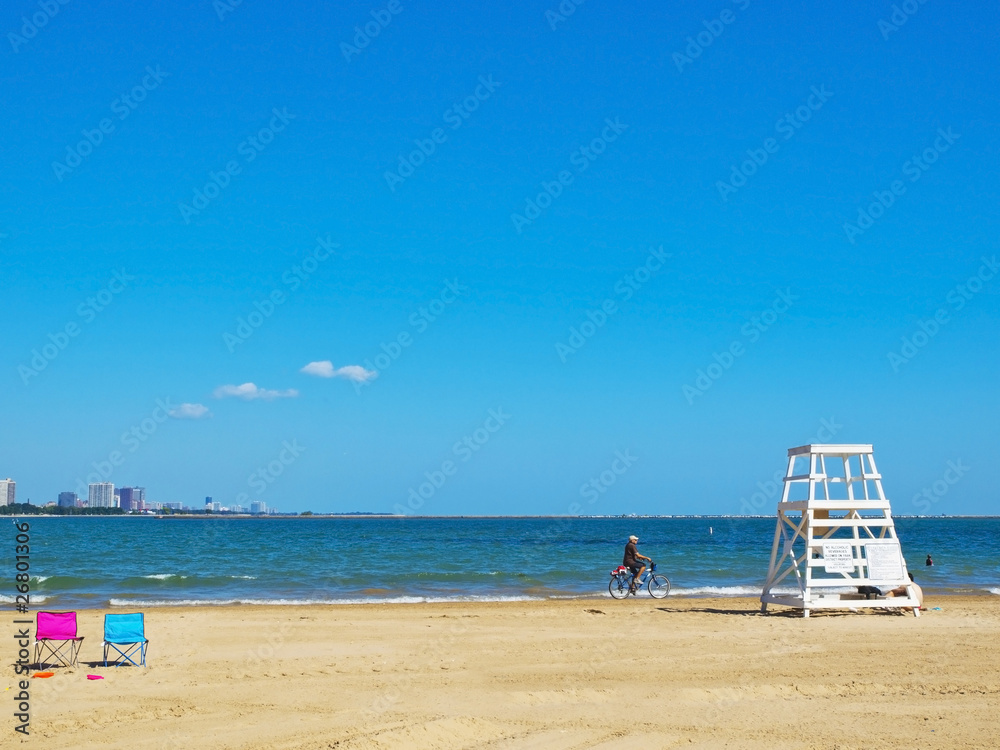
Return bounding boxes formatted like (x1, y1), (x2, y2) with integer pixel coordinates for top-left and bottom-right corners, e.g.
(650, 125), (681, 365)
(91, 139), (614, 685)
(8, 596), (1000, 749)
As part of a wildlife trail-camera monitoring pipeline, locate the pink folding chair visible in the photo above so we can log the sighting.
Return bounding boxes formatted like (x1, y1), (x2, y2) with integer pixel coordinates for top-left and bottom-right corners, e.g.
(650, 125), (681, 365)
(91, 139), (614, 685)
(34, 611), (84, 669)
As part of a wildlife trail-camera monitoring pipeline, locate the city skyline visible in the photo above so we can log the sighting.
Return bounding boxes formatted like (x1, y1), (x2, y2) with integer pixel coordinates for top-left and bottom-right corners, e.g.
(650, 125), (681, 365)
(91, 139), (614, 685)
(0, 477), (276, 515)
(1, 477), (276, 513)
(2, 469), (994, 518)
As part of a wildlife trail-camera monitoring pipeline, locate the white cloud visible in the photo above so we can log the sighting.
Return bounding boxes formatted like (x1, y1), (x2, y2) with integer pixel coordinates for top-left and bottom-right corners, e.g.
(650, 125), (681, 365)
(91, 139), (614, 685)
(212, 382), (299, 401)
(300, 360), (378, 383)
(300, 360), (335, 378)
(168, 403), (212, 419)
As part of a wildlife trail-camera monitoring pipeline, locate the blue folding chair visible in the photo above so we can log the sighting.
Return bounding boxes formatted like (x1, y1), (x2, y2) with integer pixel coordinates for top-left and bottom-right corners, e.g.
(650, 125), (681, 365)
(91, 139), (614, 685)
(103, 613), (148, 667)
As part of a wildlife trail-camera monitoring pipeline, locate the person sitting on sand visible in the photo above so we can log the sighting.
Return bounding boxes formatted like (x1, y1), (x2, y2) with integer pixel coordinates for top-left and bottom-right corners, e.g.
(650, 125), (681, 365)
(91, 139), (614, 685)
(884, 572), (924, 609)
(623, 535), (651, 592)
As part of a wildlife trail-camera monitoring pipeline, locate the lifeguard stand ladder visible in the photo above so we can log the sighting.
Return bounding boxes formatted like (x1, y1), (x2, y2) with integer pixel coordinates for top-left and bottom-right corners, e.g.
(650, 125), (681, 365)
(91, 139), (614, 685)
(760, 444), (920, 618)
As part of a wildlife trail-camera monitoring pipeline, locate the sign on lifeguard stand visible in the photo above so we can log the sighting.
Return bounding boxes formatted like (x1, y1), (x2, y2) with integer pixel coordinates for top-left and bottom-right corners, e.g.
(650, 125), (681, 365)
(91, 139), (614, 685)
(759, 444), (920, 618)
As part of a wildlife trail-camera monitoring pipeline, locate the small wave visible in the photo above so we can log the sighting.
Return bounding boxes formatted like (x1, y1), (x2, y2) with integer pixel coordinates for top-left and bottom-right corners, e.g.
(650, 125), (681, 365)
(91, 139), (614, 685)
(110, 594), (541, 607)
(413, 595), (538, 603)
(667, 585), (764, 596)
(989, 588), (1000, 596)
(413, 571), (516, 580)
(142, 574), (188, 580)
(23, 574), (100, 588)
(664, 585), (809, 597)
(230, 575), (257, 579)
(0, 594), (48, 604)
(111, 598), (323, 607)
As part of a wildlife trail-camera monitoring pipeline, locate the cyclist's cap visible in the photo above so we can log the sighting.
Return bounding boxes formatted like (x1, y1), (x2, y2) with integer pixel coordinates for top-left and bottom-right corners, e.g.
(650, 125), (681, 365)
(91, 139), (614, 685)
(629, 535), (638, 542)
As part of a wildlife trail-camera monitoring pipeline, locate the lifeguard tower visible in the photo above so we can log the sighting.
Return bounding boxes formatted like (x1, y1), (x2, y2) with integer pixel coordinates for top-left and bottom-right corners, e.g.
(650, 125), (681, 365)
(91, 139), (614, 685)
(759, 444), (921, 617)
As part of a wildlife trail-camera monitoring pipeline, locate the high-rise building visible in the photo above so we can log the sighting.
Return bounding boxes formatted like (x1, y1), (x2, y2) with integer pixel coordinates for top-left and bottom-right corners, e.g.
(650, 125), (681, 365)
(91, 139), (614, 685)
(119, 487), (146, 512)
(0, 479), (15, 505)
(250, 501), (267, 515)
(58, 491), (78, 508)
(88, 482), (115, 508)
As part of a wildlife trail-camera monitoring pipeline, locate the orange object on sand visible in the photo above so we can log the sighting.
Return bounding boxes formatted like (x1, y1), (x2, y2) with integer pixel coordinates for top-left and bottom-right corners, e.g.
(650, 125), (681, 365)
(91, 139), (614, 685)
(32, 672), (54, 678)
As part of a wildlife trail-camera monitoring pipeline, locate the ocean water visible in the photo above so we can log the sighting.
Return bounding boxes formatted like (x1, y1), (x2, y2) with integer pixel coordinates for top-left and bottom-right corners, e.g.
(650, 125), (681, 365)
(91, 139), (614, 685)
(5, 516), (998, 609)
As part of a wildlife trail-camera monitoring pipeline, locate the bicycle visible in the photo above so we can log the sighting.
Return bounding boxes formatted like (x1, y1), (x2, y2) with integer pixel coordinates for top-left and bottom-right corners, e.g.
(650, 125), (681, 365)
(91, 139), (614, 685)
(608, 561), (670, 599)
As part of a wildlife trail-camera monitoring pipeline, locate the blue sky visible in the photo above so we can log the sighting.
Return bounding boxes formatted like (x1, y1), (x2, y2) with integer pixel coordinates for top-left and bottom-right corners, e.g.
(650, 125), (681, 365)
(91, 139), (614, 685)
(2, 0), (998, 514)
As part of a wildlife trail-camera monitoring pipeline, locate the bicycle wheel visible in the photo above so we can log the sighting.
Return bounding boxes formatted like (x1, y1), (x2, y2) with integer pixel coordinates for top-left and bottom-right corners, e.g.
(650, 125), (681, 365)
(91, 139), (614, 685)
(609, 575), (629, 599)
(647, 574), (671, 598)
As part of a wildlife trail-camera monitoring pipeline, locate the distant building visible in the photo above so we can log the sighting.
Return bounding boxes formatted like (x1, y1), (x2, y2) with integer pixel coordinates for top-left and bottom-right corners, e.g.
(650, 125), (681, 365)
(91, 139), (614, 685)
(88, 482), (116, 508)
(250, 501), (267, 515)
(119, 487), (146, 512)
(161, 502), (183, 510)
(0, 479), (15, 505)
(58, 491), (78, 508)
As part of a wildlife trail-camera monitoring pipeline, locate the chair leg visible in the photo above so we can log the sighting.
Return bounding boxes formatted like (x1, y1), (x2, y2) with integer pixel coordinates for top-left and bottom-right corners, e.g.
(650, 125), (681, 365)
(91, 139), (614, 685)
(34, 640), (81, 669)
(104, 641), (148, 667)
(35, 641), (56, 670)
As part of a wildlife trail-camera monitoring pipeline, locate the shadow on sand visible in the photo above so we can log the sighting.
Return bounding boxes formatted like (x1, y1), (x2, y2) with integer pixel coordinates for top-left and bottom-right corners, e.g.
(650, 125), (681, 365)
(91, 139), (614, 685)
(654, 605), (910, 618)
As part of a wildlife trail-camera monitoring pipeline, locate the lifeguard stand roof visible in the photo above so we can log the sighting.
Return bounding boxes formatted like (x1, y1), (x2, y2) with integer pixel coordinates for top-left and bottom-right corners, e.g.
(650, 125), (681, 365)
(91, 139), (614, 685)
(787, 444), (873, 456)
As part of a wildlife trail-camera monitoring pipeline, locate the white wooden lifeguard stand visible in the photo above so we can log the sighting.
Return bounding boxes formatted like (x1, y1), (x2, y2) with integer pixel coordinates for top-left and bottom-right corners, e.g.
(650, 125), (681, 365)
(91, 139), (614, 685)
(760, 444), (921, 617)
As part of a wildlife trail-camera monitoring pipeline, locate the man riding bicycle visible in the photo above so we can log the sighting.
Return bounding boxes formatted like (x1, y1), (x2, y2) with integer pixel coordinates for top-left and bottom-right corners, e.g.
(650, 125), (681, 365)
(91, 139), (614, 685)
(623, 535), (651, 592)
